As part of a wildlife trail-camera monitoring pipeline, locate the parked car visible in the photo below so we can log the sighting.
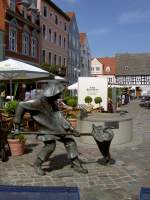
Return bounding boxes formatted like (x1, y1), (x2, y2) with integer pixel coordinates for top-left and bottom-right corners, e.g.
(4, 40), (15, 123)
(139, 96), (150, 108)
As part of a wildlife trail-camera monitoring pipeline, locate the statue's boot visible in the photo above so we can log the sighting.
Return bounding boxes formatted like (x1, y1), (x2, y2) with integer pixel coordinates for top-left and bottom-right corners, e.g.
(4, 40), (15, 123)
(34, 157), (45, 176)
(62, 137), (88, 174)
(34, 141), (56, 176)
(71, 157), (88, 174)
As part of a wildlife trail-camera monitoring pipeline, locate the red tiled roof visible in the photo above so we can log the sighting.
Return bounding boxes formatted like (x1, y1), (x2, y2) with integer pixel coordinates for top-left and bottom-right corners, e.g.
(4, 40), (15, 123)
(66, 12), (75, 19)
(79, 33), (86, 45)
(97, 57), (116, 75)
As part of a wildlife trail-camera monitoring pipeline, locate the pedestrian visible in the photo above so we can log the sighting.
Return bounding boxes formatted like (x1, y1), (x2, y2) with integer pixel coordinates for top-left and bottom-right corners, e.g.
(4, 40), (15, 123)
(14, 80), (88, 176)
(107, 98), (113, 113)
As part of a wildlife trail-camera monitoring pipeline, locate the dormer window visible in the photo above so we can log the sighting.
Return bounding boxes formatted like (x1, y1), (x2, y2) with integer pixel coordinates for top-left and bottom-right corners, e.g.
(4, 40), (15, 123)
(10, 0), (16, 11)
(106, 66), (111, 72)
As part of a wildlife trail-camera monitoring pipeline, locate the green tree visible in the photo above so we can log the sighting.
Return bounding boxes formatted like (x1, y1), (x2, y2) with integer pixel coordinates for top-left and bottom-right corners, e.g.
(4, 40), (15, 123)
(94, 96), (102, 107)
(85, 96), (92, 105)
(41, 63), (60, 74)
(5, 100), (19, 115)
(67, 98), (77, 107)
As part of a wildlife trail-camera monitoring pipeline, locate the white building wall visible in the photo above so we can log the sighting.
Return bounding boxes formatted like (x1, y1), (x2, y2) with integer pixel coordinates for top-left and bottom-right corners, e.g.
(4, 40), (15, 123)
(91, 58), (103, 75)
(78, 77), (108, 111)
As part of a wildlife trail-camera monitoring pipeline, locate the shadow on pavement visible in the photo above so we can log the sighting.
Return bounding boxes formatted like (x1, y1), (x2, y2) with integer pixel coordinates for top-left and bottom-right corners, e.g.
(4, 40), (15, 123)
(44, 153), (70, 172)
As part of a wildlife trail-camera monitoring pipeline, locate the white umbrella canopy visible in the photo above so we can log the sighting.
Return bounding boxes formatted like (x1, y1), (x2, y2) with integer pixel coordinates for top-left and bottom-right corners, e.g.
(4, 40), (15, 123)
(0, 59), (49, 80)
(55, 75), (66, 80)
(0, 59), (50, 99)
(68, 82), (78, 90)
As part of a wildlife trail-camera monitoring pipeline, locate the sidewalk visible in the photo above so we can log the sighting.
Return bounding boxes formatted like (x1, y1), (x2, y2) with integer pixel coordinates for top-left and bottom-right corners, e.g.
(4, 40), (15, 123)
(0, 100), (150, 200)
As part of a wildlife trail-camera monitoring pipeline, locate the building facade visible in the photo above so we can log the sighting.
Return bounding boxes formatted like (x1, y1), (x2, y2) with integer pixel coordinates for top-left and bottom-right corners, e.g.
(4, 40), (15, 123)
(1, 0), (40, 65)
(37, 0), (70, 77)
(79, 33), (91, 77)
(116, 53), (150, 85)
(67, 12), (80, 84)
(0, 0), (6, 61)
(91, 57), (116, 84)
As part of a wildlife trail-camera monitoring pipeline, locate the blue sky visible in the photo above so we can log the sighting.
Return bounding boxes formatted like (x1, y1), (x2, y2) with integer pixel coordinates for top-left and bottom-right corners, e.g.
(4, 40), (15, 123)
(53, 0), (150, 57)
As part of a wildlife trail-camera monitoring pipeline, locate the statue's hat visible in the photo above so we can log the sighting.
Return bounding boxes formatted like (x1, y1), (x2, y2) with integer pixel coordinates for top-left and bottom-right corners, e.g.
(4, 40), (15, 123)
(43, 80), (65, 97)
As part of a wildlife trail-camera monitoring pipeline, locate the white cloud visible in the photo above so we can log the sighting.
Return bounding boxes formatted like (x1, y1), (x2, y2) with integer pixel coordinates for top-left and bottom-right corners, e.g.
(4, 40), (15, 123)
(117, 10), (150, 24)
(88, 28), (111, 36)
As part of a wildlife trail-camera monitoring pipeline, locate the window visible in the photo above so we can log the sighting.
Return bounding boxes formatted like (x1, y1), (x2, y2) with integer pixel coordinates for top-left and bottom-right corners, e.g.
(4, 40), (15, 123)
(106, 66), (111, 72)
(59, 56), (61, 66)
(55, 15), (58, 24)
(72, 37), (75, 48)
(64, 23), (67, 31)
(42, 50), (46, 63)
(63, 37), (66, 48)
(48, 52), (51, 65)
(43, 6), (47, 17)
(42, 24), (47, 40)
(59, 35), (61, 47)
(54, 32), (57, 44)
(10, 0), (16, 11)
(108, 78), (113, 83)
(63, 58), (66, 66)
(96, 67), (100, 71)
(22, 32), (29, 56)
(31, 37), (37, 57)
(48, 29), (51, 42)
(73, 23), (76, 31)
(54, 54), (57, 65)
(9, 27), (17, 51)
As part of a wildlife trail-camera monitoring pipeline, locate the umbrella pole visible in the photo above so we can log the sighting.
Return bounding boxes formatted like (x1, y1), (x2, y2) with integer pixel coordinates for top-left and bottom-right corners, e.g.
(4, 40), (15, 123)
(10, 79), (13, 100)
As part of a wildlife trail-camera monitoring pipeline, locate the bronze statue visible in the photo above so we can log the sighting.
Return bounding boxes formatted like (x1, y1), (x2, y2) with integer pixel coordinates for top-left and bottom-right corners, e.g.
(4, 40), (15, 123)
(14, 80), (88, 175)
(91, 124), (115, 165)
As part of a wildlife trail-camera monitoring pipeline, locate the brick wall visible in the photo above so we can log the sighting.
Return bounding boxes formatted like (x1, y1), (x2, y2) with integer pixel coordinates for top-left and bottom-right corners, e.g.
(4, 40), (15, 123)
(0, 0), (7, 31)
(5, 17), (40, 65)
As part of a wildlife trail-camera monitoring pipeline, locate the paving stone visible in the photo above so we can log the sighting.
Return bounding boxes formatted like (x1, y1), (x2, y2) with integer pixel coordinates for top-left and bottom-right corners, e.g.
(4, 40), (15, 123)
(1, 100), (150, 199)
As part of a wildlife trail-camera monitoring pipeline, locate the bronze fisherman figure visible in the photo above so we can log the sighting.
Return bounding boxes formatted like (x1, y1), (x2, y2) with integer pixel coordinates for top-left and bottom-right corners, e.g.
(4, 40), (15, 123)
(14, 80), (88, 176)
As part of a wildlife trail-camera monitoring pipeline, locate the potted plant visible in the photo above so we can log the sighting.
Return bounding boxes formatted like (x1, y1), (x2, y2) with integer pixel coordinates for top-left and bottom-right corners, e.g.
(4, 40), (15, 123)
(94, 96), (102, 112)
(85, 96), (92, 105)
(4, 100), (19, 117)
(7, 132), (26, 156)
(66, 97), (78, 128)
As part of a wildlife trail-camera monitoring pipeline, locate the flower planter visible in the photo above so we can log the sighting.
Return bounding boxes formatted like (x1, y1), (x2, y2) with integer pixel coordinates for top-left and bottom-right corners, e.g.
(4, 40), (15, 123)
(69, 118), (77, 129)
(7, 139), (25, 156)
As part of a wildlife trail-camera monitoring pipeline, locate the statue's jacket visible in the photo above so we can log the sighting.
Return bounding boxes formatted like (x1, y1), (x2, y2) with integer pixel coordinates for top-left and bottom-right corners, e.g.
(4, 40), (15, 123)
(14, 96), (72, 141)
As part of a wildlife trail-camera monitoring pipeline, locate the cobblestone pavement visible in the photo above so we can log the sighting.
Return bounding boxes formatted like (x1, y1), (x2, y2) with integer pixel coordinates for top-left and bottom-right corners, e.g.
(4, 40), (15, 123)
(0, 100), (150, 199)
